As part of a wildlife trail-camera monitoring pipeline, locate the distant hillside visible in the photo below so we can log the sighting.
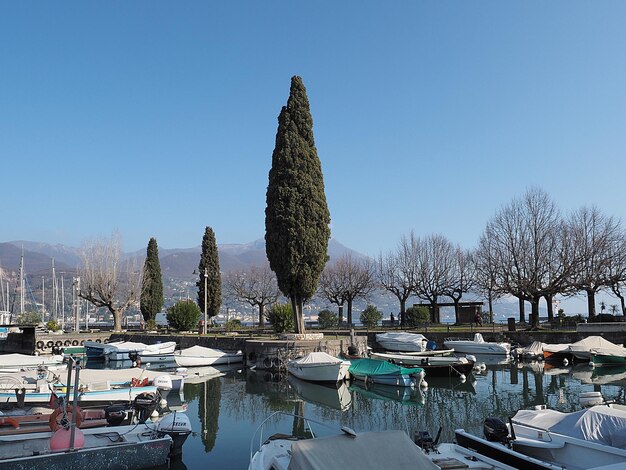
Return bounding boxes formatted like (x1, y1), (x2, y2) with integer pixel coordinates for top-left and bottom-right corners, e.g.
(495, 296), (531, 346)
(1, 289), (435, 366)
(1, 238), (368, 280)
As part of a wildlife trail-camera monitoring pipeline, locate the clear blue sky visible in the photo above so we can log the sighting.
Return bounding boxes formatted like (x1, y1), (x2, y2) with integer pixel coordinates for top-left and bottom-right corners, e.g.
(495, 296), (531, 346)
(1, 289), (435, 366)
(2, 1), (626, 259)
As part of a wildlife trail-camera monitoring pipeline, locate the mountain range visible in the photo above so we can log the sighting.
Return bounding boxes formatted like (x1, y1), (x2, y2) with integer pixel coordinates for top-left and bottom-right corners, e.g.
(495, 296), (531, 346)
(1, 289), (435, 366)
(0, 238), (367, 280)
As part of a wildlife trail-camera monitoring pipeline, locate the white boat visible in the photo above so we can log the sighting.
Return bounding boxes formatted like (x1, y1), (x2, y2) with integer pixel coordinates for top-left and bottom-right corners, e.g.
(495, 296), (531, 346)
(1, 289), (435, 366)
(369, 351), (475, 377)
(173, 345), (243, 367)
(286, 352), (350, 383)
(0, 353), (64, 371)
(105, 341), (177, 361)
(375, 332), (431, 352)
(508, 405), (626, 469)
(0, 412), (192, 469)
(569, 336), (623, 361)
(84, 340), (122, 359)
(249, 412), (437, 470)
(444, 333), (510, 355)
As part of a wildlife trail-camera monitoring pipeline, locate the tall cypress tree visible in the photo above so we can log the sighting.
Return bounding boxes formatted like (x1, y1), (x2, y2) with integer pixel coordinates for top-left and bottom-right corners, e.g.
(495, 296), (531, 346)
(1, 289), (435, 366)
(265, 76), (331, 334)
(140, 237), (164, 323)
(197, 226), (222, 323)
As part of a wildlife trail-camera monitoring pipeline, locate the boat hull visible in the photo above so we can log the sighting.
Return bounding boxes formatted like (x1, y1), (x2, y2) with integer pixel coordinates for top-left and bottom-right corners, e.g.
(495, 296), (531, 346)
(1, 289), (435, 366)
(287, 361), (349, 383)
(0, 385), (158, 404)
(174, 353), (243, 368)
(351, 373), (416, 387)
(0, 435), (172, 470)
(443, 341), (509, 355)
(592, 353), (626, 366)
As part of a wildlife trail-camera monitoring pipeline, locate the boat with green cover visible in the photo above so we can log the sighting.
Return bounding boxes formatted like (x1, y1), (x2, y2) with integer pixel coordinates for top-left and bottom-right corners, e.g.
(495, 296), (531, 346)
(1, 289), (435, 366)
(591, 347), (626, 366)
(348, 358), (424, 387)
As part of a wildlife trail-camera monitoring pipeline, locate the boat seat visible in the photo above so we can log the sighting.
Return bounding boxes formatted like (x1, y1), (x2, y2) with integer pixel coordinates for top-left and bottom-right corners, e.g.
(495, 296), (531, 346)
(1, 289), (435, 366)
(86, 381), (111, 391)
(431, 457), (470, 468)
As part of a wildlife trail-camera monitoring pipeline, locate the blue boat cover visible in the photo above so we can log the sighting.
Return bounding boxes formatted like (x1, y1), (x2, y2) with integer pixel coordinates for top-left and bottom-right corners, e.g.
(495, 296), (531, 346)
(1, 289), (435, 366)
(348, 358), (423, 377)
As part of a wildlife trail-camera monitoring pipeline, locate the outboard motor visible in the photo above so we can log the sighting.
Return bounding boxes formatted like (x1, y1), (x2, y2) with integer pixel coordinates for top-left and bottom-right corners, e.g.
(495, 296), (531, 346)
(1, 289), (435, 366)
(104, 404), (127, 426)
(133, 391), (159, 422)
(156, 412), (192, 456)
(152, 374), (173, 399)
(484, 417), (510, 444)
(414, 427), (441, 453)
(347, 345), (358, 356)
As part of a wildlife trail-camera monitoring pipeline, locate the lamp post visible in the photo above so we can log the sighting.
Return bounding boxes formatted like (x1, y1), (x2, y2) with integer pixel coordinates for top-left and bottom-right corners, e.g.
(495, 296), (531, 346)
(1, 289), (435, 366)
(203, 268), (208, 335)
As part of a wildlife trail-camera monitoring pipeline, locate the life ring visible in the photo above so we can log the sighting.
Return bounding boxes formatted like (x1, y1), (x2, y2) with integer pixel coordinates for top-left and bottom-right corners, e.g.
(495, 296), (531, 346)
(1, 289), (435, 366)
(0, 417), (19, 429)
(95, 339), (102, 343)
(49, 406), (83, 431)
(36, 341), (44, 349)
(262, 357), (272, 369)
(46, 341), (54, 348)
(64, 340), (71, 346)
(55, 341), (62, 347)
(72, 340), (79, 346)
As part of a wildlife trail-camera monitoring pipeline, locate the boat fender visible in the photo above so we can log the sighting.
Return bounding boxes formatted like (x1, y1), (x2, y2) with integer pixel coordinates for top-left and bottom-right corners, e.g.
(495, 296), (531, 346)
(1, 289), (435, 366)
(46, 341), (54, 348)
(272, 357), (282, 369)
(95, 339), (102, 343)
(421, 380), (428, 389)
(80, 340), (84, 345)
(131, 377), (150, 388)
(55, 341), (62, 347)
(49, 406), (83, 431)
(262, 357), (273, 369)
(0, 417), (19, 429)
(64, 340), (71, 346)
(36, 341), (44, 349)
(50, 427), (85, 451)
(72, 340), (79, 346)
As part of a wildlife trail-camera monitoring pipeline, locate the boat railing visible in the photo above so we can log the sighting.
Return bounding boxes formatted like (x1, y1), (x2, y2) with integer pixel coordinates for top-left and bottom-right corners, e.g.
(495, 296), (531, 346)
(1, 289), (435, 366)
(249, 411), (345, 461)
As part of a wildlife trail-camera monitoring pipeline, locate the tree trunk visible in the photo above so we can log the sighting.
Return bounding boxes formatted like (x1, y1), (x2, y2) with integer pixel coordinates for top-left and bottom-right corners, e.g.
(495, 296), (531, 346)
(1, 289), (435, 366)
(399, 299), (406, 328)
(544, 294), (554, 323)
(518, 296), (526, 323)
(430, 299), (439, 323)
(530, 297), (540, 329)
(347, 299), (353, 327)
(112, 307), (122, 332)
(488, 294), (494, 323)
(338, 305), (343, 325)
(586, 289), (596, 320)
(611, 286), (626, 315)
(291, 296), (305, 334)
(258, 304), (265, 327)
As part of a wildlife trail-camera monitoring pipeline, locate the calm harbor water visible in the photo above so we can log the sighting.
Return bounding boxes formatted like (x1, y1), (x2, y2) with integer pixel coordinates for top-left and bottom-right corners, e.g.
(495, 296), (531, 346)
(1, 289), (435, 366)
(118, 358), (626, 470)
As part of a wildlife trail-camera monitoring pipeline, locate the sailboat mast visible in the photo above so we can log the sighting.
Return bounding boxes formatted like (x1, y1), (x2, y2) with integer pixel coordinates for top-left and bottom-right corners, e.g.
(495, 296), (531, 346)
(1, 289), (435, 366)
(61, 276), (65, 329)
(19, 249), (24, 315)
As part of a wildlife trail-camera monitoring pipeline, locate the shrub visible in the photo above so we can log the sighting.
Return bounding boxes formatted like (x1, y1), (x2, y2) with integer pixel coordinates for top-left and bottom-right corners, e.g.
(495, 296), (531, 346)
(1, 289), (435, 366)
(318, 309), (338, 329)
(360, 304), (382, 328)
(45, 319), (61, 332)
(17, 311), (42, 326)
(405, 306), (430, 327)
(166, 300), (201, 331)
(265, 303), (294, 334)
(224, 319), (242, 332)
(146, 319), (157, 331)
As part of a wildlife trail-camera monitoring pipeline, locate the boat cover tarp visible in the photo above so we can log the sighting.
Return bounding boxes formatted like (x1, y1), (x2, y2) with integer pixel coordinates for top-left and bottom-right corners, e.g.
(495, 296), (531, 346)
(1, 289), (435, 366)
(288, 430), (437, 470)
(142, 341), (176, 353)
(570, 336), (623, 353)
(348, 358), (422, 377)
(593, 347), (626, 358)
(104, 341), (147, 352)
(513, 406), (626, 449)
(543, 343), (570, 353)
(292, 352), (342, 365)
(518, 341), (546, 355)
(178, 345), (224, 357)
(375, 332), (427, 344)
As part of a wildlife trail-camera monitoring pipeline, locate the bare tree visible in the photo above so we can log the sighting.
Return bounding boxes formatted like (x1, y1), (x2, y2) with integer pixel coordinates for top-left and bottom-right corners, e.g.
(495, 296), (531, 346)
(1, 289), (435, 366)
(483, 188), (562, 329)
(567, 206), (623, 320)
(223, 264), (280, 327)
(605, 230), (626, 315)
(413, 234), (455, 323)
(475, 229), (503, 322)
(318, 264), (346, 323)
(444, 246), (475, 324)
(377, 233), (418, 327)
(78, 234), (141, 332)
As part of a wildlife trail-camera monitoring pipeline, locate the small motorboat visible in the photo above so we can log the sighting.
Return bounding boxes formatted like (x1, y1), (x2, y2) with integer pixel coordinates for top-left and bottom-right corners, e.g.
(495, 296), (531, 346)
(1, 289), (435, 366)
(569, 336), (623, 362)
(286, 352), (350, 383)
(348, 358), (424, 387)
(370, 351), (475, 378)
(444, 333), (510, 355)
(591, 347), (626, 367)
(173, 345), (243, 367)
(105, 341), (177, 361)
(375, 332), (433, 352)
(249, 411), (437, 470)
(0, 354), (64, 372)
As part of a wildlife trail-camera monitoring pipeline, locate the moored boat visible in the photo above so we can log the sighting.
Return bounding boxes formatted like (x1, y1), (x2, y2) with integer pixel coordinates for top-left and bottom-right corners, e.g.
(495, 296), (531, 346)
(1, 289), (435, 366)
(375, 332), (432, 352)
(0, 353), (64, 371)
(370, 351), (475, 378)
(105, 341), (177, 361)
(286, 352), (350, 383)
(348, 358), (424, 387)
(444, 333), (510, 355)
(591, 347), (626, 367)
(173, 345), (243, 367)
(569, 336), (623, 361)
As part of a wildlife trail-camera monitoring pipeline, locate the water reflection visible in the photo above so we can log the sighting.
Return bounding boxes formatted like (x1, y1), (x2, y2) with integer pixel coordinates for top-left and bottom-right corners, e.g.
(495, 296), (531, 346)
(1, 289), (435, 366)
(168, 358), (626, 469)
